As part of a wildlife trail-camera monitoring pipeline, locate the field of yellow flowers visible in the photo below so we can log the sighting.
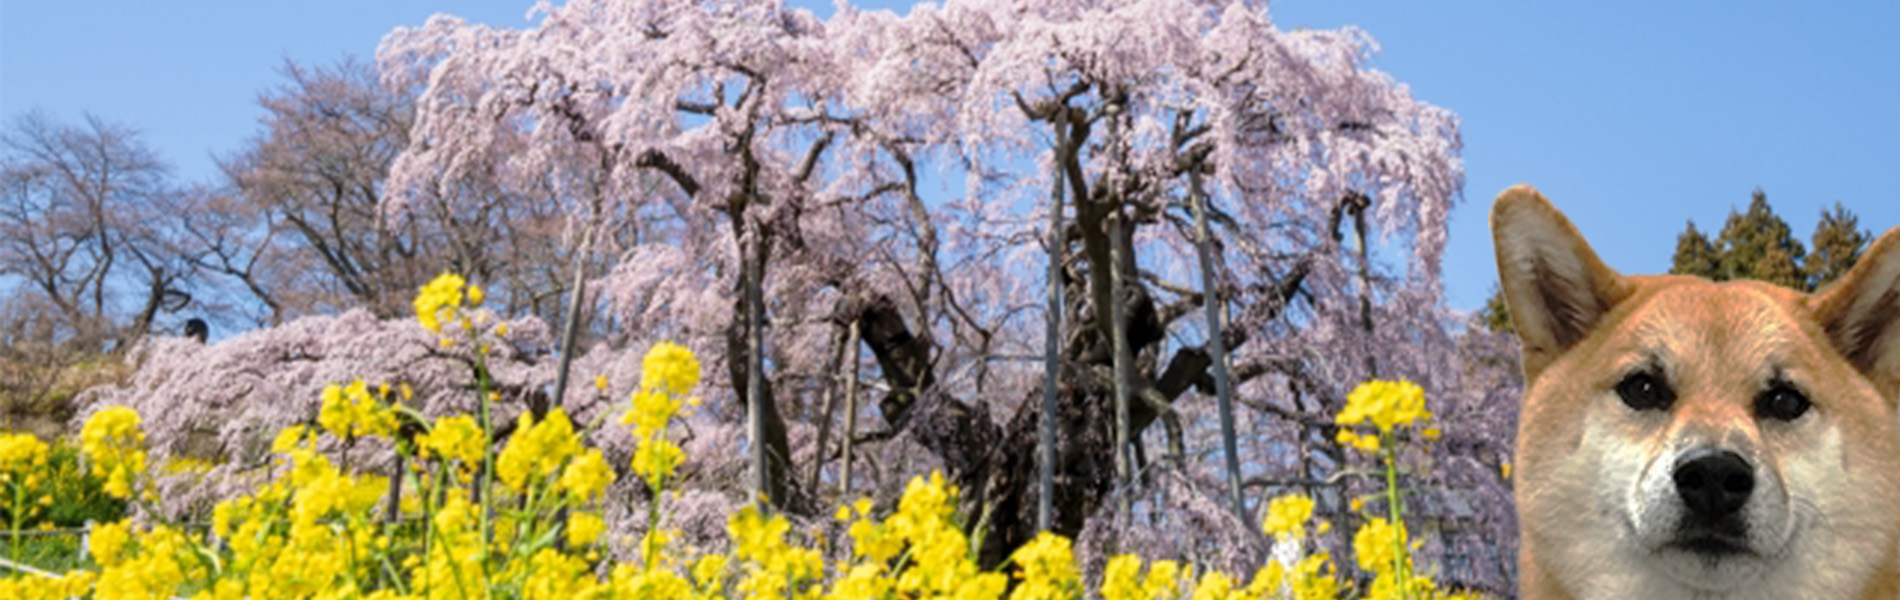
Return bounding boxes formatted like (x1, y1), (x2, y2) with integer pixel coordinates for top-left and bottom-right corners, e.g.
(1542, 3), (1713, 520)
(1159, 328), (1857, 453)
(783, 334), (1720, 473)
(0, 273), (1482, 599)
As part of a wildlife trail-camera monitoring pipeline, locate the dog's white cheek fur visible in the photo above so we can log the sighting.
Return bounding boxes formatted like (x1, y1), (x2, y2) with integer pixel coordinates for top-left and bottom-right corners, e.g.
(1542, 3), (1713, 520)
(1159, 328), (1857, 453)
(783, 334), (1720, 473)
(1765, 421), (1887, 599)
(1530, 396), (1663, 600)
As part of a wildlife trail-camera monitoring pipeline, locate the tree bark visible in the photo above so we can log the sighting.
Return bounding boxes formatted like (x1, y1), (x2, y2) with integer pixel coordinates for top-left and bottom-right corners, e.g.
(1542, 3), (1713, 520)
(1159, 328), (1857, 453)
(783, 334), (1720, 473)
(735, 228), (796, 512)
(847, 250), (1309, 567)
(1107, 211), (1136, 520)
(1039, 114), (1068, 533)
(1189, 167), (1247, 523)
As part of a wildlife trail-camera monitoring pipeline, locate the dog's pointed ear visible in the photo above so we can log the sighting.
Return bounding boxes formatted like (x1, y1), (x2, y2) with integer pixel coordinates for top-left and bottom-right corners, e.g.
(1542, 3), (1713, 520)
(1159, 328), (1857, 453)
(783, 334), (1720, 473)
(1492, 185), (1631, 380)
(1811, 225), (1900, 399)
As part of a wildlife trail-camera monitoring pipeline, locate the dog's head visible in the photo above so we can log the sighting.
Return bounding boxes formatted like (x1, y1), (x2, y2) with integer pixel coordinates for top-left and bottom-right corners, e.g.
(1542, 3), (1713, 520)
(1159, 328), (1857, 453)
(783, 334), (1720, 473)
(1492, 185), (1900, 596)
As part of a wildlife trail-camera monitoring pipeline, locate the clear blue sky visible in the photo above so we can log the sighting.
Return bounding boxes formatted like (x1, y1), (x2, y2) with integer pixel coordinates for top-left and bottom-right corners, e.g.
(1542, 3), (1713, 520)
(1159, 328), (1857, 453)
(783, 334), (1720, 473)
(6, 1), (1898, 312)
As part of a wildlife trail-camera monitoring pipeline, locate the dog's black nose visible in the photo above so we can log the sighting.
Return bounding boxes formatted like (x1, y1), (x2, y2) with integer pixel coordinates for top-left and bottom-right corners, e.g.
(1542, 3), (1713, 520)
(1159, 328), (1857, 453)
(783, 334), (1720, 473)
(1673, 450), (1754, 518)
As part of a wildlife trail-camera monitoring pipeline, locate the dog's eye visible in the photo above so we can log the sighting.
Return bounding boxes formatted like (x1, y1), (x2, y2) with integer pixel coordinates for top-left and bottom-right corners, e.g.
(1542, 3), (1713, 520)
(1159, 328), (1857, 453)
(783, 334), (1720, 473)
(1756, 385), (1811, 421)
(1616, 372), (1674, 411)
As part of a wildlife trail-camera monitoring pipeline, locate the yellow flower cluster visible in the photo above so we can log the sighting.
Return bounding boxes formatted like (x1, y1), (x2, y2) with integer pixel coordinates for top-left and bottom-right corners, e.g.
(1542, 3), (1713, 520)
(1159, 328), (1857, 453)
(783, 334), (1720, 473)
(1338, 379), (1430, 432)
(9, 296), (1487, 600)
(79, 406), (146, 499)
(567, 511), (606, 547)
(557, 448), (615, 501)
(1006, 532), (1079, 600)
(416, 414), (485, 470)
(1102, 554), (1188, 600)
(318, 380), (399, 439)
(0, 570), (93, 598)
(1352, 517), (1408, 579)
(1335, 379), (1433, 454)
(729, 505), (826, 598)
(0, 432), (47, 479)
(825, 472), (1008, 599)
(1245, 492), (1342, 600)
(27, 402), (1486, 599)
(625, 341), (695, 491)
(495, 408), (581, 492)
(94, 524), (205, 598)
(1258, 553), (1343, 600)
(0, 433), (52, 534)
(1264, 493), (1317, 540)
(642, 341), (701, 396)
(1341, 517), (1476, 600)
(627, 390), (681, 439)
(413, 272), (477, 334)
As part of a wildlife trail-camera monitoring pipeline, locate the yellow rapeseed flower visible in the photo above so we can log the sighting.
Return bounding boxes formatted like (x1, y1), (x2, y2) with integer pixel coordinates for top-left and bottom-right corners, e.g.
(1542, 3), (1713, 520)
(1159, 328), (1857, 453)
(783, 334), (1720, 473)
(1353, 517), (1409, 575)
(558, 449), (615, 501)
(631, 438), (685, 490)
(1288, 553), (1340, 600)
(624, 391), (681, 439)
(1101, 555), (1144, 600)
(729, 505), (824, 599)
(414, 272), (467, 334)
(566, 512), (606, 547)
(417, 415), (485, 468)
(1336, 429), (1382, 453)
(0, 433), (48, 478)
(89, 519), (132, 567)
(1262, 494), (1316, 539)
(692, 553), (730, 593)
(641, 341), (700, 396)
(1336, 379), (1431, 433)
(272, 424), (311, 454)
(1007, 532), (1079, 600)
(317, 380), (399, 439)
(495, 409), (582, 492)
(80, 406), (146, 499)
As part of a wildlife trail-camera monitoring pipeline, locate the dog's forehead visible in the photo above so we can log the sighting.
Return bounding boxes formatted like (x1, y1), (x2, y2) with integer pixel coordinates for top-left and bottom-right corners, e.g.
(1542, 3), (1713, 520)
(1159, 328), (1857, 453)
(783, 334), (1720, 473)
(1607, 279), (1824, 368)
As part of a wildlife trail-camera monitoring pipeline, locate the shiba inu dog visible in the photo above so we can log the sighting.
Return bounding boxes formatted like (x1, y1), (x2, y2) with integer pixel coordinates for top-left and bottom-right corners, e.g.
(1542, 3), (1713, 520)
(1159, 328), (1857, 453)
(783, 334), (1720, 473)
(1491, 185), (1900, 600)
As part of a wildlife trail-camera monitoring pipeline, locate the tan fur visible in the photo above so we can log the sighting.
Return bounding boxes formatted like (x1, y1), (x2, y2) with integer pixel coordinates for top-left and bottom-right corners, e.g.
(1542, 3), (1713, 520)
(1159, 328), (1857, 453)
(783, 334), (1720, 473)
(1493, 185), (1900, 600)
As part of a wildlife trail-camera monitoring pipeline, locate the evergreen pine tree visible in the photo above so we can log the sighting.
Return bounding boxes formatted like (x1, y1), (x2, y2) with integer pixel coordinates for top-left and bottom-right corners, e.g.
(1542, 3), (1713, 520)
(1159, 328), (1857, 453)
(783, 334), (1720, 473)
(1715, 187), (1808, 290)
(1807, 201), (1869, 289)
(1480, 284), (1514, 335)
(1669, 220), (1722, 280)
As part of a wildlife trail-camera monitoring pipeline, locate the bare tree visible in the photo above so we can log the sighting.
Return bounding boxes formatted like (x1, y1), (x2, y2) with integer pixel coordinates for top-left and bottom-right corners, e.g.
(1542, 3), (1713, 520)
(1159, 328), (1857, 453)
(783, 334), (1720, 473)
(1, 111), (180, 350)
(219, 58), (577, 325)
(0, 112), (198, 432)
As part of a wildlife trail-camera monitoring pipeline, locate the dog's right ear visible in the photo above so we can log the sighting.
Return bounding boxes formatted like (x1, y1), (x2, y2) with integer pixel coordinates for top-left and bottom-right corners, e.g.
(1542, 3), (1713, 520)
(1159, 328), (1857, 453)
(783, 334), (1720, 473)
(1491, 185), (1631, 380)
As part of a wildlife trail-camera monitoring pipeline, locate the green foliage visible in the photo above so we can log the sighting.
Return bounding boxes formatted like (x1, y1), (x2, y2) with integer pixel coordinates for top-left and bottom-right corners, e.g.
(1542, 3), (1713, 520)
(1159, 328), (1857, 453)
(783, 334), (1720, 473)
(9, 534), (87, 573)
(0, 440), (127, 529)
(1478, 284), (1514, 335)
(1808, 201), (1870, 289)
(1668, 220), (1721, 280)
(1713, 188), (1808, 289)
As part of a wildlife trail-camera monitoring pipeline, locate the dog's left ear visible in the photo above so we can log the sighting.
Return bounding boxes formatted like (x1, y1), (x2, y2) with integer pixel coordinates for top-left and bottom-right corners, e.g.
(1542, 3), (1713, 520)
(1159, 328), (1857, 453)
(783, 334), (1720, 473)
(1811, 225), (1900, 399)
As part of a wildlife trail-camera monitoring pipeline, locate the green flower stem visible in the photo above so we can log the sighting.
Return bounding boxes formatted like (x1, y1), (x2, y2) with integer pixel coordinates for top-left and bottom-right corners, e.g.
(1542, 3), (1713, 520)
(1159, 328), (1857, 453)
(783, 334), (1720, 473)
(422, 462), (449, 599)
(645, 431), (666, 572)
(9, 479), (22, 567)
(474, 339), (495, 597)
(1383, 430), (1413, 600)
